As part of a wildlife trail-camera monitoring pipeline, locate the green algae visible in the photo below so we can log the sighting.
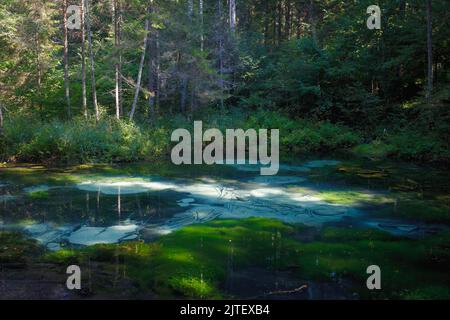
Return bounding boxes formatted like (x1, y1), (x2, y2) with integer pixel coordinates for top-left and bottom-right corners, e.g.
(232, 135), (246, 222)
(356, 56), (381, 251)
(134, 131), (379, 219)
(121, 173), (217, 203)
(1, 158), (450, 299)
(38, 219), (450, 300)
(0, 232), (43, 264)
(318, 190), (394, 206)
(376, 199), (450, 224)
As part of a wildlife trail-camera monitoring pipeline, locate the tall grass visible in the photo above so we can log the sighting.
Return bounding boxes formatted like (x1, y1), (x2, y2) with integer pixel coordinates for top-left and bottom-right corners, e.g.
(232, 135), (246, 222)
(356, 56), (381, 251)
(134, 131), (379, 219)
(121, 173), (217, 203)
(1, 110), (447, 164)
(0, 116), (171, 163)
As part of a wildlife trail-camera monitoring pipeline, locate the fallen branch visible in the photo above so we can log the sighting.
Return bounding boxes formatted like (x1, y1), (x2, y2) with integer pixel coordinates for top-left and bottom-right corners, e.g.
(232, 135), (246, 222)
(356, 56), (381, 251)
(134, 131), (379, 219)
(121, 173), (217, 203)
(251, 285), (308, 299)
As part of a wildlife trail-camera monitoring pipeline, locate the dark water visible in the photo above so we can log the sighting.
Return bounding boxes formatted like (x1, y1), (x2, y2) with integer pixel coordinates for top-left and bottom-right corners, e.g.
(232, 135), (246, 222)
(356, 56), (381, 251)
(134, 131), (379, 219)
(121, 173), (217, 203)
(0, 158), (449, 299)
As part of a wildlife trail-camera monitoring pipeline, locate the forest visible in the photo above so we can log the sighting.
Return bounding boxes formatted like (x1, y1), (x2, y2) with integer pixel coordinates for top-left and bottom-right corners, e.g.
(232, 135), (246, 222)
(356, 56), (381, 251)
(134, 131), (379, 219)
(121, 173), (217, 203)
(0, 0), (449, 301)
(0, 0), (448, 165)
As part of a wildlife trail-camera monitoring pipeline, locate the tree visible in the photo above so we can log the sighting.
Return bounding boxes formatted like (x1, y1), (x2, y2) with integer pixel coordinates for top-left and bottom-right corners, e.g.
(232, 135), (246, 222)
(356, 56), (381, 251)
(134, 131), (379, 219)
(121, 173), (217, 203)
(229, 0), (236, 33)
(112, 0), (122, 119)
(0, 101), (3, 130)
(147, 3), (158, 122)
(130, 3), (151, 121)
(217, 0), (225, 111)
(199, 0), (204, 51)
(84, 0), (99, 121)
(81, 0), (88, 118)
(426, 0), (433, 98)
(63, 0), (71, 119)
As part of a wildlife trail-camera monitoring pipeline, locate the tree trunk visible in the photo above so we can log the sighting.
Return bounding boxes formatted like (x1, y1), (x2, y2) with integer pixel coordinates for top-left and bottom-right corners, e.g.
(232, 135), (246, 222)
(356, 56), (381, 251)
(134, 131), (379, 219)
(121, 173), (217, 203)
(118, 0), (123, 116)
(188, 0), (194, 17)
(155, 29), (160, 109)
(35, 32), (43, 117)
(84, 0), (99, 121)
(180, 78), (188, 114)
(81, 0), (88, 118)
(148, 51), (156, 122)
(63, 0), (71, 119)
(199, 0), (204, 51)
(229, 0), (236, 33)
(309, 0), (318, 47)
(113, 0), (121, 119)
(277, 0), (282, 44)
(129, 11), (150, 121)
(147, 4), (156, 122)
(426, 0), (433, 98)
(218, 0), (224, 111)
(0, 101), (3, 130)
(285, 0), (292, 39)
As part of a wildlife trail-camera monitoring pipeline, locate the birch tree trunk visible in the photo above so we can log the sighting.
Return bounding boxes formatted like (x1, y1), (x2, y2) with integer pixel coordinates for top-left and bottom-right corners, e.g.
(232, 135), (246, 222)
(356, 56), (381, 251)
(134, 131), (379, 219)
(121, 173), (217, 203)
(112, 0), (121, 119)
(84, 0), (99, 121)
(63, 0), (71, 119)
(129, 10), (150, 121)
(229, 0), (236, 33)
(148, 4), (156, 122)
(426, 0), (433, 98)
(199, 0), (204, 51)
(218, 0), (224, 111)
(118, 0), (123, 116)
(81, 0), (88, 118)
(155, 29), (160, 109)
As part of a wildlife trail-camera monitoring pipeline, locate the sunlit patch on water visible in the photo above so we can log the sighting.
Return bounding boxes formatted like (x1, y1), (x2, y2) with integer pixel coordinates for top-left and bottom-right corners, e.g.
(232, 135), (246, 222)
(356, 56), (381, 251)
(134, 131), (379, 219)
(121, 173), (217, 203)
(0, 159), (449, 250)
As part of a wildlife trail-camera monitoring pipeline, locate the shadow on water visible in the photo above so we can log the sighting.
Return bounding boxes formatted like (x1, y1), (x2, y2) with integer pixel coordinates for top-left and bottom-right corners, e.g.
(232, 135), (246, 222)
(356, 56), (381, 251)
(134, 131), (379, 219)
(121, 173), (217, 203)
(0, 158), (449, 299)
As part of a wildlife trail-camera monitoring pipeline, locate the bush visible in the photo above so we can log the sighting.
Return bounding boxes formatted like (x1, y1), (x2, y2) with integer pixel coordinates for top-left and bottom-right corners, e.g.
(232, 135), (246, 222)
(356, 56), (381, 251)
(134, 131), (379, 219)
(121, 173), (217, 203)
(387, 132), (449, 162)
(0, 116), (171, 164)
(2, 110), (446, 165)
(245, 110), (362, 153)
(353, 131), (450, 163)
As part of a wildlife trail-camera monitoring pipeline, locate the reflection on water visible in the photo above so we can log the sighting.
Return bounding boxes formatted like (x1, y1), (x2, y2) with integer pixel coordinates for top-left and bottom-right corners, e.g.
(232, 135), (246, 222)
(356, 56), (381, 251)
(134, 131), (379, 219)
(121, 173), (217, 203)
(0, 158), (449, 250)
(0, 158), (449, 299)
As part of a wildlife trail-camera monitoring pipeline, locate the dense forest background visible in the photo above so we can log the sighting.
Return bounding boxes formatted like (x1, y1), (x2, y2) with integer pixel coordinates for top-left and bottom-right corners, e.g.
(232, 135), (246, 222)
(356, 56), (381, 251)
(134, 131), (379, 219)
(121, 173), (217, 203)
(0, 0), (449, 164)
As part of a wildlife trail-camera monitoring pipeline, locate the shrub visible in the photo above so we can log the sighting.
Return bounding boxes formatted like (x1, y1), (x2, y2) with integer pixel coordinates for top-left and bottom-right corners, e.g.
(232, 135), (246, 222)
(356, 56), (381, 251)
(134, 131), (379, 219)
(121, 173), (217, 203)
(0, 116), (171, 164)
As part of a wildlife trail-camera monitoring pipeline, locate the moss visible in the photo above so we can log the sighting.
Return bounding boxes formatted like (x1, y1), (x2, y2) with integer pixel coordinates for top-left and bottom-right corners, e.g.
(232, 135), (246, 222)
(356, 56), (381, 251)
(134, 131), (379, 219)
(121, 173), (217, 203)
(321, 227), (397, 242)
(28, 190), (49, 199)
(290, 229), (450, 299)
(399, 286), (450, 300)
(18, 219), (450, 300)
(0, 165), (83, 186)
(168, 276), (217, 299)
(376, 199), (450, 224)
(0, 232), (43, 264)
(319, 190), (394, 206)
(43, 249), (83, 265)
(337, 165), (389, 179)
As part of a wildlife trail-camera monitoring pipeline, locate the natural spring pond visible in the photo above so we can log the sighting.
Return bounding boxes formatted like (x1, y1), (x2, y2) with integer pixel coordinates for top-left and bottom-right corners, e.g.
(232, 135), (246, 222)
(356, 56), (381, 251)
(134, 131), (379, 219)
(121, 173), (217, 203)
(0, 158), (449, 299)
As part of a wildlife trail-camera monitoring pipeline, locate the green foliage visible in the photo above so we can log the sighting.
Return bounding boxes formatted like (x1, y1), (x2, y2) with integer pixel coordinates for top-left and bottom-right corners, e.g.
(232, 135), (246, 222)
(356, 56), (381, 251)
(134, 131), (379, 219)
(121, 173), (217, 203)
(353, 141), (396, 160)
(246, 110), (362, 153)
(0, 116), (171, 164)
(387, 131), (450, 162)
(353, 131), (450, 163)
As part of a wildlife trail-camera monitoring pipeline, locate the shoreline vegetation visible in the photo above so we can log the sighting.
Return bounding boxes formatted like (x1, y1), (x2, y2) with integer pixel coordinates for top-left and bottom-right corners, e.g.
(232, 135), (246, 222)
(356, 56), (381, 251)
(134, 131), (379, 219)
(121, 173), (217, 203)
(1, 107), (449, 167)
